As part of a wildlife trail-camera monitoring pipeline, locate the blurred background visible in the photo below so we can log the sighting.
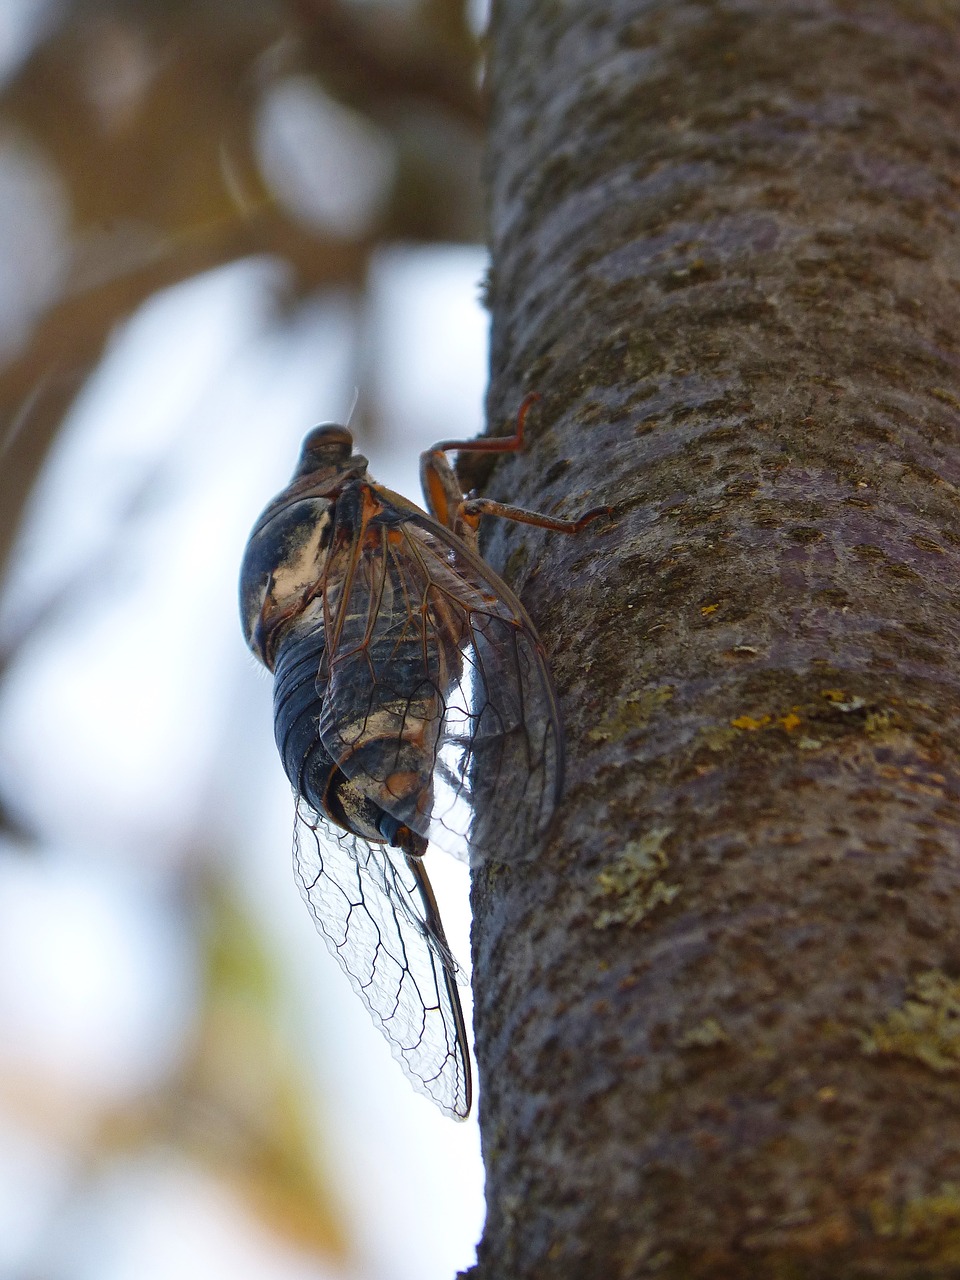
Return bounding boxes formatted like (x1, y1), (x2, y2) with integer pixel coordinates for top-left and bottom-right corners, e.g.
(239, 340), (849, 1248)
(0, 1), (489, 1276)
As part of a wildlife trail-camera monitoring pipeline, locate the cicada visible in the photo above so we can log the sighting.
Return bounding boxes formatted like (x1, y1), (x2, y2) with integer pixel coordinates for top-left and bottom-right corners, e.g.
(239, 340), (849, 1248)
(239, 398), (607, 1118)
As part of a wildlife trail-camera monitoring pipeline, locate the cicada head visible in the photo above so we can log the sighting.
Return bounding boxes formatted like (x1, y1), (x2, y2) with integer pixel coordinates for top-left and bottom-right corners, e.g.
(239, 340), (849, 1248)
(294, 424), (368, 482)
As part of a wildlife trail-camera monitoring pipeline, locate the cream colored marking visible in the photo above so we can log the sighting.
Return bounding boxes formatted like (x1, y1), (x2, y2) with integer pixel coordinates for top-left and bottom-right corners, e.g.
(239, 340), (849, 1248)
(269, 508), (333, 610)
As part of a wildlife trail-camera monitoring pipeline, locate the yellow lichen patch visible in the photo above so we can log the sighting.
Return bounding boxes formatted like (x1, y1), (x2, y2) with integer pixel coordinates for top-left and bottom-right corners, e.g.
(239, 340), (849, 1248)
(731, 714), (772, 731)
(869, 1183), (960, 1262)
(592, 828), (680, 929)
(903, 1185), (960, 1243)
(864, 709), (896, 734)
(860, 971), (960, 1074)
(587, 686), (674, 743)
(677, 1018), (729, 1049)
(727, 707), (805, 735)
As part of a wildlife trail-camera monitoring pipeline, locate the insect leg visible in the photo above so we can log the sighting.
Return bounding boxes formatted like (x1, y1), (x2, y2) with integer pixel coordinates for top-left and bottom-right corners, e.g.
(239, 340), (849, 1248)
(458, 497), (611, 535)
(420, 393), (539, 538)
(428, 391), (540, 459)
(420, 393), (610, 543)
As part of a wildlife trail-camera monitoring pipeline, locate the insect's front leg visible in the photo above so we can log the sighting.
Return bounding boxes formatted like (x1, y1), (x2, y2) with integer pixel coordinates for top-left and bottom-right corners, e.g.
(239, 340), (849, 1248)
(420, 393), (611, 544)
(419, 447), (480, 548)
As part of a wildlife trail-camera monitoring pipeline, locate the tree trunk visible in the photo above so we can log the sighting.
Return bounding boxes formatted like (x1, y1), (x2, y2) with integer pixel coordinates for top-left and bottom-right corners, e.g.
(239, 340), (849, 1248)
(466, 2), (960, 1276)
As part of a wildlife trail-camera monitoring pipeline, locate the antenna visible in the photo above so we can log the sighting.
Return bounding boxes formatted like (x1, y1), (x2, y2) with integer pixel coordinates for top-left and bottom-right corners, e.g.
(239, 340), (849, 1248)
(344, 386), (360, 428)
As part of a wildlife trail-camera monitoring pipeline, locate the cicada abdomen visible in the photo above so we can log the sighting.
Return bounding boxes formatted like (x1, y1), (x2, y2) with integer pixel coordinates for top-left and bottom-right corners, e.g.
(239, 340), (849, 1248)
(273, 625), (435, 858)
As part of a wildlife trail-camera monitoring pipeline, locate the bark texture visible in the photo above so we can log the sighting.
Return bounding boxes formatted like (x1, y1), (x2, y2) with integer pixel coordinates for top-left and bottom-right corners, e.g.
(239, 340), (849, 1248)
(467, 3), (960, 1277)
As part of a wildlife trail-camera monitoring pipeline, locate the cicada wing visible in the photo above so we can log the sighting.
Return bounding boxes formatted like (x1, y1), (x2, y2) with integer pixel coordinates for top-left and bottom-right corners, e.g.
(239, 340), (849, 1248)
(293, 799), (471, 1119)
(442, 595), (563, 863)
(318, 503), (562, 865)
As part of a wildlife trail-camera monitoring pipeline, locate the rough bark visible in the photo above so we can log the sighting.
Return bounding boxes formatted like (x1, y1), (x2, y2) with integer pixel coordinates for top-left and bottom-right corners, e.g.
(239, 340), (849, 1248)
(467, 2), (960, 1277)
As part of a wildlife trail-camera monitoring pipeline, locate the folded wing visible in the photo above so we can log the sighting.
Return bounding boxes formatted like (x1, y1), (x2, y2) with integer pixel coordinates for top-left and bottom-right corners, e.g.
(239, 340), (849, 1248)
(318, 498), (563, 865)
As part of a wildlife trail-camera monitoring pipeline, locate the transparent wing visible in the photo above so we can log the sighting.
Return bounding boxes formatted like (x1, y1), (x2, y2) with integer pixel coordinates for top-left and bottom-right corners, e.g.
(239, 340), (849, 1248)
(318, 502), (563, 865)
(292, 797), (471, 1119)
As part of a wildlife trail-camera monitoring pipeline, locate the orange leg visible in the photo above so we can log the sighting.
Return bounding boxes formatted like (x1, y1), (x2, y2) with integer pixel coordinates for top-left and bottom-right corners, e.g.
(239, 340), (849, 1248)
(430, 391), (541, 458)
(419, 395), (611, 544)
(458, 497), (610, 536)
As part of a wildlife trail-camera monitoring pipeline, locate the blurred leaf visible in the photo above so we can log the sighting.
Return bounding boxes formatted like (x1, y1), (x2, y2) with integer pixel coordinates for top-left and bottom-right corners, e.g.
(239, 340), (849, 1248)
(100, 868), (349, 1259)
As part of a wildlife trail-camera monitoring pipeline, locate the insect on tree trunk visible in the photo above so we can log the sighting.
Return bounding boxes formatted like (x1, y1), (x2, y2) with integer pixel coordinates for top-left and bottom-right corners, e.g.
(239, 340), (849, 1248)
(465, 3), (960, 1277)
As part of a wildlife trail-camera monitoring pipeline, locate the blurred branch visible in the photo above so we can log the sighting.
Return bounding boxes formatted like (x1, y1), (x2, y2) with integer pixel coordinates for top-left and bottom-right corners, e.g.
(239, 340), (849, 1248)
(0, 792), (34, 844)
(292, 0), (484, 128)
(0, 207), (368, 605)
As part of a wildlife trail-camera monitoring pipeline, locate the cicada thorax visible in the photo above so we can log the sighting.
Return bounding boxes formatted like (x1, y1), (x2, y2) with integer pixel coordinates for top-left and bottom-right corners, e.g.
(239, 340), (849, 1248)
(240, 428), (369, 671)
(239, 497), (335, 671)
